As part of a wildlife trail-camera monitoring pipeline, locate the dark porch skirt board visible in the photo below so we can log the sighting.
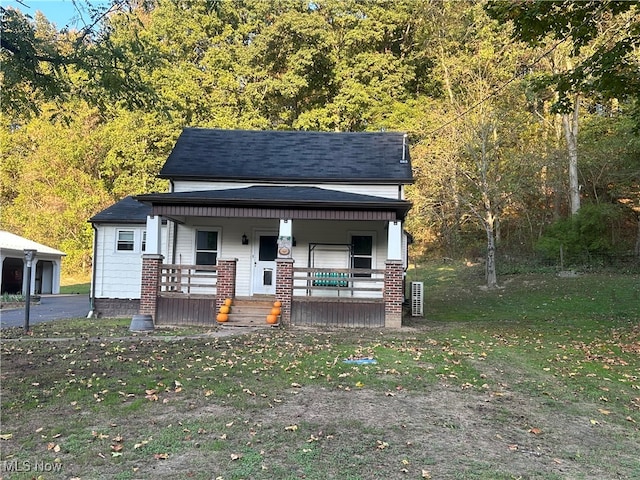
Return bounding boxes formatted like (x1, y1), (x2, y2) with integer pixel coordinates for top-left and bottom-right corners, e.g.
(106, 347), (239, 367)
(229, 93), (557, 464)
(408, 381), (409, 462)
(291, 298), (384, 327)
(156, 296), (215, 325)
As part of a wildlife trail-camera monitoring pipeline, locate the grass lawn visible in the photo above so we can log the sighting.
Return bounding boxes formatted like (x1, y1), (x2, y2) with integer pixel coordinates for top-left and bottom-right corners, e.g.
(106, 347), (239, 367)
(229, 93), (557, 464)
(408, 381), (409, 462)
(1, 263), (638, 479)
(59, 283), (91, 295)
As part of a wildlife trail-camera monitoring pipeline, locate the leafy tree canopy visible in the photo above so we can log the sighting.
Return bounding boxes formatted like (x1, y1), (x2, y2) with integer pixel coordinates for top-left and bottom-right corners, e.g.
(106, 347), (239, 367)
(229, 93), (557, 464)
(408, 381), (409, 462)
(0, 1), (158, 120)
(486, 1), (640, 114)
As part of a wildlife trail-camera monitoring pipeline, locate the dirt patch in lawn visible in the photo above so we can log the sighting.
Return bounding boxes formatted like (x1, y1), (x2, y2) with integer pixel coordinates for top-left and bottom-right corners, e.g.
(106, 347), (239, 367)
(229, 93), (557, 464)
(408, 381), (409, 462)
(246, 385), (635, 479)
(140, 383), (638, 479)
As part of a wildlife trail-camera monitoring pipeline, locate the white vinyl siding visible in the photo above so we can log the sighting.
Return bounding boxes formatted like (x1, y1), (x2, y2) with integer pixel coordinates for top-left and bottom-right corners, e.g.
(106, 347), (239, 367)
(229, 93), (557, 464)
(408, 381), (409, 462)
(171, 180), (404, 199)
(93, 224), (167, 299)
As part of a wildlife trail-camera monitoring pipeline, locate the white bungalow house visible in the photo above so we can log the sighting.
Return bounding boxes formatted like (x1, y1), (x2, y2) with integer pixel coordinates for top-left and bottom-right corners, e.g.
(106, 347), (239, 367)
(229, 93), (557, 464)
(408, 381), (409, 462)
(0, 230), (65, 295)
(89, 128), (413, 327)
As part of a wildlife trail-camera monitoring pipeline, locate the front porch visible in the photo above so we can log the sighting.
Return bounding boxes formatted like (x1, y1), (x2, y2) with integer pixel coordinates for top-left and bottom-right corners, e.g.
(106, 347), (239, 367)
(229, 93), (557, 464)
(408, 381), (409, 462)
(136, 187), (410, 328)
(144, 259), (403, 328)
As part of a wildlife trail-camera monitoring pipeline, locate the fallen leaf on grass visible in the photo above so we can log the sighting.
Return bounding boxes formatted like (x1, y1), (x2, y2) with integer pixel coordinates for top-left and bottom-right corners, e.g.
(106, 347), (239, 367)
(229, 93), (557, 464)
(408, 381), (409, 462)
(529, 427), (542, 435)
(0, 433), (13, 440)
(47, 442), (61, 452)
(230, 453), (242, 460)
(422, 470), (432, 479)
(598, 409), (611, 415)
(154, 453), (169, 460)
(285, 425), (298, 431)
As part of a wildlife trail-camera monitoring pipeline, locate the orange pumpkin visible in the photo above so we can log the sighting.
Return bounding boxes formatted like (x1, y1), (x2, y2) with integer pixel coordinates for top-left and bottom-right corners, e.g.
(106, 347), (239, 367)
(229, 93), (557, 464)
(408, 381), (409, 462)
(270, 307), (281, 316)
(224, 298), (233, 307)
(266, 314), (278, 324)
(273, 300), (282, 308)
(219, 305), (230, 314)
(216, 313), (229, 322)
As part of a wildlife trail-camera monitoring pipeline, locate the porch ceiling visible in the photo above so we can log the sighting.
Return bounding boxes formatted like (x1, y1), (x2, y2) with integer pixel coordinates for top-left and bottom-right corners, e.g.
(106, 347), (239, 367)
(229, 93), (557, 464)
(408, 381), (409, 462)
(135, 186), (412, 221)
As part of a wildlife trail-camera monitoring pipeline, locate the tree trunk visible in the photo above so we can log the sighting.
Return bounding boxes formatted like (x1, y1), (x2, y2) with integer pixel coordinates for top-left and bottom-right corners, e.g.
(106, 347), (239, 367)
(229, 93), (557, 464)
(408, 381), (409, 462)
(563, 97), (581, 215)
(485, 211), (498, 289)
(635, 213), (640, 258)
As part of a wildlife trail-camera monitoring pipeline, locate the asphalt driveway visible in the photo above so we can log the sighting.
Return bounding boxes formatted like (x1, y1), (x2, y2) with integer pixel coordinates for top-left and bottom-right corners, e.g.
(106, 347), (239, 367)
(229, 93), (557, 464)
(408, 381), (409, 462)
(0, 294), (90, 329)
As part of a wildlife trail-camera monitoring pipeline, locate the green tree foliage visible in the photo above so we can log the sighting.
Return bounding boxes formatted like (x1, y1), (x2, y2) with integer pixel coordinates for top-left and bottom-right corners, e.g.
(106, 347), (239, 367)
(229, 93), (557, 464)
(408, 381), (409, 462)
(536, 203), (626, 265)
(0, 2), (158, 121)
(486, 1), (640, 107)
(1, 0), (639, 278)
(0, 104), (112, 272)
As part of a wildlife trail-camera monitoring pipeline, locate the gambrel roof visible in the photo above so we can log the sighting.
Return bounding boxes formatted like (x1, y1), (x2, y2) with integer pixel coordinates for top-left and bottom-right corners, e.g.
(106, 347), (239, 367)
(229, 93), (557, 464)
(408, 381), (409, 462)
(159, 128), (413, 184)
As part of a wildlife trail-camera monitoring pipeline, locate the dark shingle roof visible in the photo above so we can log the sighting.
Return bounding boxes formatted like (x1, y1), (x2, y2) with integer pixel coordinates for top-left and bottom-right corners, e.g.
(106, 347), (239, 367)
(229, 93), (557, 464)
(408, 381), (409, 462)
(137, 186), (403, 205)
(135, 186), (412, 219)
(159, 128), (413, 183)
(89, 196), (152, 224)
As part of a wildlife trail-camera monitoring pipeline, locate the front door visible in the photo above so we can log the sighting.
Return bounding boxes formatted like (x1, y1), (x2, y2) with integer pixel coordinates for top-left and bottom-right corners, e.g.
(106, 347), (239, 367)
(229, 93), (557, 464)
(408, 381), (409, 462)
(252, 233), (278, 295)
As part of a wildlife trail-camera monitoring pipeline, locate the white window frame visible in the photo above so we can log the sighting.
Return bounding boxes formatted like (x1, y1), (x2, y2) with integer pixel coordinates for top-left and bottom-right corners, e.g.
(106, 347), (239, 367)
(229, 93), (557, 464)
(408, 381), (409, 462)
(194, 228), (221, 266)
(116, 229), (136, 252)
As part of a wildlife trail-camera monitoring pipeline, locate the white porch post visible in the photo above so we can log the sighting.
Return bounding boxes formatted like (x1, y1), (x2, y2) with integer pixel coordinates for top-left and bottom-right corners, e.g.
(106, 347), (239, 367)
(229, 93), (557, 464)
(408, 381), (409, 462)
(22, 257), (38, 295)
(0, 254), (4, 294)
(146, 215), (162, 255)
(52, 260), (61, 294)
(387, 221), (403, 260)
(279, 219), (292, 239)
(278, 219), (293, 257)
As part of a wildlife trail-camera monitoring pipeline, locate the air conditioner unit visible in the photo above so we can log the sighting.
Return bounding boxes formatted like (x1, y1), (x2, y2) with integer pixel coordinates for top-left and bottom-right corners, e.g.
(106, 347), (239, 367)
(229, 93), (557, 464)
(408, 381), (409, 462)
(411, 281), (423, 317)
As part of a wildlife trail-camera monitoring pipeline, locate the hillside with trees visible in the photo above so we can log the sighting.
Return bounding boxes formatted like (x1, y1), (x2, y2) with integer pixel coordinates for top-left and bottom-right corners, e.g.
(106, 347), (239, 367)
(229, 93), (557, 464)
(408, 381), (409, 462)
(1, 0), (639, 284)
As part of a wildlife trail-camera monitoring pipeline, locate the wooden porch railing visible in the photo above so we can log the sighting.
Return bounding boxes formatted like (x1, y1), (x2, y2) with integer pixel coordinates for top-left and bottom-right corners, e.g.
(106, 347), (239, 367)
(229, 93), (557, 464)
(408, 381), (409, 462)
(159, 264), (217, 298)
(292, 267), (384, 297)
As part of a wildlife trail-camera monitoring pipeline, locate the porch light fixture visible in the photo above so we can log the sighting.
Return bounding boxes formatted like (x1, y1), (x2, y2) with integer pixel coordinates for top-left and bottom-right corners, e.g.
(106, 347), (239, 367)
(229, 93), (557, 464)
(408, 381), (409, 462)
(241, 234), (249, 245)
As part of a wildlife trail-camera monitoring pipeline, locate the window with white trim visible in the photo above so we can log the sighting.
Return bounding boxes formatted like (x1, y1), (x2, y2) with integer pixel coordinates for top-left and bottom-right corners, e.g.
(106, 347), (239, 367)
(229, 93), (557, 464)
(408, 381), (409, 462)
(195, 230), (219, 265)
(116, 230), (135, 251)
(351, 234), (373, 277)
(142, 231), (147, 252)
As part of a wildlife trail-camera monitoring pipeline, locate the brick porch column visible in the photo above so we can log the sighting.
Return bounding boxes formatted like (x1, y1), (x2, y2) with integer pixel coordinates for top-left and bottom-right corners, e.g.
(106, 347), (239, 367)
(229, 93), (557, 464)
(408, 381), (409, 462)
(276, 258), (294, 325)
(384, 259), (404, 328)
(216, 258), (238, 310)
(140, 254), (164, 319)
